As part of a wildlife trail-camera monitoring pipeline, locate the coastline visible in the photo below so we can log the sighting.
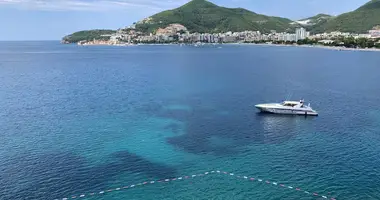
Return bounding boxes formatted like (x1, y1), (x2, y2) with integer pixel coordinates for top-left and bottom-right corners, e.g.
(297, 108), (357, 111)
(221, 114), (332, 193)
(77, 42), (177, 47)
(74, 41), (380, 52)
(228, 43), (380, 52)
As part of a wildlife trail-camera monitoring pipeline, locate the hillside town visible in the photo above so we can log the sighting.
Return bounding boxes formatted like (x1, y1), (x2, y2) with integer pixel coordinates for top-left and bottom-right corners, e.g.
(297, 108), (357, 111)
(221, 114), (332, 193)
(77, 23), (380, 46)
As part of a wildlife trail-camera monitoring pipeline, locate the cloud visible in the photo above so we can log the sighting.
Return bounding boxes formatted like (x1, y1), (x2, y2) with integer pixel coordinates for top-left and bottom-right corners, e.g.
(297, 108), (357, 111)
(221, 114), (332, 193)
(0, 0), (188, 11)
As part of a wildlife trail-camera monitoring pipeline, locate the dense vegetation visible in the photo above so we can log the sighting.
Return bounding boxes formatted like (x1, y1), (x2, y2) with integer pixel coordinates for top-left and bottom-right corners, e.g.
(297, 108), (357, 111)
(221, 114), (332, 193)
(240, 37), (380, 49)
(295, 38), (380, 48)
(135, 0), (296, 34)
(62, 30), (116, 43)
(131, 35), (380, 49)
(311, 0), (380, 33)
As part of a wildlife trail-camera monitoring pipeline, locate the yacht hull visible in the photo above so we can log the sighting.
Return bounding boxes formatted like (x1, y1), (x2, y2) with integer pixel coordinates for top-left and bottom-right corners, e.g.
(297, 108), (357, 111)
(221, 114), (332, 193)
(255, 104), (318, 116)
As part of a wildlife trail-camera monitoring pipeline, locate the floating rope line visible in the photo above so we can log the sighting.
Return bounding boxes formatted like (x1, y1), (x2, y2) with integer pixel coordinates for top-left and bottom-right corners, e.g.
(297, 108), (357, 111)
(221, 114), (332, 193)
(55, 170), (337, 200)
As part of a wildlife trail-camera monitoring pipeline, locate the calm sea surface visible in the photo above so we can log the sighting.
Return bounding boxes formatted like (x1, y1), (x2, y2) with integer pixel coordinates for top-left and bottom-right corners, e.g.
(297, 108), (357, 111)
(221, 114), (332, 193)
(1, 41), (380, 200)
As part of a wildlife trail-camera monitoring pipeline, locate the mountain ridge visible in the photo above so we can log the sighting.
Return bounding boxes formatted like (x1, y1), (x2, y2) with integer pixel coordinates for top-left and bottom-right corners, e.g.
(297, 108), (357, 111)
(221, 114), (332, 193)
(311, 0), (380, 33)
(299, 14), (333, 22)
(134, 0), (296, 34)
(292, 14), (333, 27)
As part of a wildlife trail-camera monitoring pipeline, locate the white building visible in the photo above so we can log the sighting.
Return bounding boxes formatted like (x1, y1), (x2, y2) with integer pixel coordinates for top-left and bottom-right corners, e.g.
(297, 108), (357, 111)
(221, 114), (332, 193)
(295, 27), (307, 41)
(369, 29), (380, 38)
(318, 40), (334, 44)
(285, 33), (296, 41)
(355, 34), (371, 39)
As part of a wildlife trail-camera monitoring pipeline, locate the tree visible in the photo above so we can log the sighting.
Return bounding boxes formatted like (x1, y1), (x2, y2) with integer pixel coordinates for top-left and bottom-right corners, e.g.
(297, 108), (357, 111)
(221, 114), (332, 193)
(296, 38), (317, 45)
(342, 37), (356, 48)
(356, 38), (368, 48)
(177, 30), (187, 35)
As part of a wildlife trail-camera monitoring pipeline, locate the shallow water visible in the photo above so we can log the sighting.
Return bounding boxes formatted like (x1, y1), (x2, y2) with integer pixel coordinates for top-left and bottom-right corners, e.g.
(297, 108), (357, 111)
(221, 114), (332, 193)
(1, 42), (380, 200)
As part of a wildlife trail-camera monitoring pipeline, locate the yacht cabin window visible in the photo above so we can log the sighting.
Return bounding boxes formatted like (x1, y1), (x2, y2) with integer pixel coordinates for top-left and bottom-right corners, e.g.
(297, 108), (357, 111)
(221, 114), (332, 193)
(282, 102), (298, 107)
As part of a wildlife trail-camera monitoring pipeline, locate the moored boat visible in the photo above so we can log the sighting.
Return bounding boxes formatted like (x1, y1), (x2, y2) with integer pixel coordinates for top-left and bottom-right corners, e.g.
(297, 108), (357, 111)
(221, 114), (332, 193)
(255, 100), (318, 116)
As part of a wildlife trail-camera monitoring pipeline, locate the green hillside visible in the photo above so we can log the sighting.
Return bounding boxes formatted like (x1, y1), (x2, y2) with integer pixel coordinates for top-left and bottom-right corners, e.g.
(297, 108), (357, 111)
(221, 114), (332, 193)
(311, 0), (380, 33)
(62, 30), (116, 43)
(135, 0), (295, 33)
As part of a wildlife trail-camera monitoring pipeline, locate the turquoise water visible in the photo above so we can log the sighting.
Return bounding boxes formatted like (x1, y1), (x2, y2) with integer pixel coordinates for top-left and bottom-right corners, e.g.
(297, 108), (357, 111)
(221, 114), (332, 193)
(1, 42), (380, 200)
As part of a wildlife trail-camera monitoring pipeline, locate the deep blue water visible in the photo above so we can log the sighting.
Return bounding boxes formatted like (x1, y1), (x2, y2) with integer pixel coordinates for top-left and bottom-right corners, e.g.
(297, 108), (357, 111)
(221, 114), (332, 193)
(1, 41), (380, 200)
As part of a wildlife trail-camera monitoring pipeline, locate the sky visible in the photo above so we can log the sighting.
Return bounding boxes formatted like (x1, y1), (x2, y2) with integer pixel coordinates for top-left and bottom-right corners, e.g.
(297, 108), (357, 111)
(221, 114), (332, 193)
(0, 0), (370, 41)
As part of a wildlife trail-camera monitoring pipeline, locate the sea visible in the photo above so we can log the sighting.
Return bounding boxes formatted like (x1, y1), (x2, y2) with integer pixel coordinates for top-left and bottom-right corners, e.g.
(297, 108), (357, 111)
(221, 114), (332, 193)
(1, 41), (380, 200)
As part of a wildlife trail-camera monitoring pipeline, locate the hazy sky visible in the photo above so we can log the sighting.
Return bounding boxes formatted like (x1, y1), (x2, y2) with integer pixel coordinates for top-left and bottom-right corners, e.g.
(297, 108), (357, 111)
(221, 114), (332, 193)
(0, 0), (370, 40)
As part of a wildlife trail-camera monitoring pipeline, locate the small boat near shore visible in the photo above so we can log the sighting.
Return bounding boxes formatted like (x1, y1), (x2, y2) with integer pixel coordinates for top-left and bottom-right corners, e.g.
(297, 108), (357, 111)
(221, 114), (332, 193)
(255, 100), (318, 116)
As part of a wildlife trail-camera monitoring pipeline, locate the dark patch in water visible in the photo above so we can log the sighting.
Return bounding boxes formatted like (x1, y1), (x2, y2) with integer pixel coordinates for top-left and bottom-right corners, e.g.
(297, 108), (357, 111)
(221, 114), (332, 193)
(164, 123), (181, 135)
(1, 152), (90, 200)
(166, 134), (237, 156)
(137, 93), (308, 156)
(1, 150), (176, 200)
(110, 150), (177, 178)
(159, 109), (193, 122)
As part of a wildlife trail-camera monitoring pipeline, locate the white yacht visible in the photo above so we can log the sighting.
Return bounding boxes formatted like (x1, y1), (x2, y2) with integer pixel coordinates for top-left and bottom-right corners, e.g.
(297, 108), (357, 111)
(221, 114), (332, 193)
(255, 100), (318, 116)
